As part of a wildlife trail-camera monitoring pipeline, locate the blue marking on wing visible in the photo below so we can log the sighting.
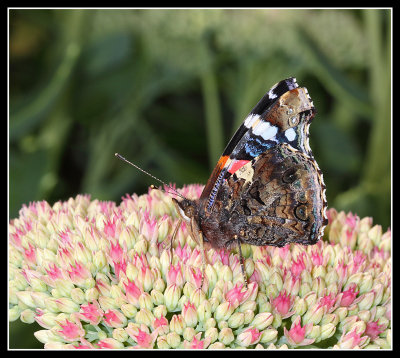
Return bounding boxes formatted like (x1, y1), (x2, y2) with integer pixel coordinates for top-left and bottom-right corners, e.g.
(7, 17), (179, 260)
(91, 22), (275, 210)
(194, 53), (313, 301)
(244, 138), (275, 158)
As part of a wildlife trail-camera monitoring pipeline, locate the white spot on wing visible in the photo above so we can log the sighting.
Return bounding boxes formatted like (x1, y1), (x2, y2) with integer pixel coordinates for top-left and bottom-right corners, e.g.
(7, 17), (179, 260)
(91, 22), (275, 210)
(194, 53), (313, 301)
(267, 90), (278, 100)
(285, 128), (296, 141)
(244, 114), (259, 128)
(253, 121), (278, 140)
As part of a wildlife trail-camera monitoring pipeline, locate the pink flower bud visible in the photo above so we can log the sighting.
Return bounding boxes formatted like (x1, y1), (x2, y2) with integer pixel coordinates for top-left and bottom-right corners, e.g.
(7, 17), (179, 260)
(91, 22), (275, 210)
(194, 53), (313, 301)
(271, 290), (294, 318)
(283, 316), (314, 347)
(340, 284), (359, 307)
(78, 301), (104, 325)
(338, 328), (369, 349)
(56, 319), (85, 342)
(103, 308), (127, 328)
(237, 327), (262, 347)
(182, 301), (198, 327)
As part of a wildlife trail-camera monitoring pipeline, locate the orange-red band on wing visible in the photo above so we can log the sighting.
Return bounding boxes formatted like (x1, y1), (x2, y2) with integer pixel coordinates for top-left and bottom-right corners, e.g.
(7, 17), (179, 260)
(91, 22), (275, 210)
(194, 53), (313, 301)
(200, 155), (229, 200)
(228, 159), (250, 174)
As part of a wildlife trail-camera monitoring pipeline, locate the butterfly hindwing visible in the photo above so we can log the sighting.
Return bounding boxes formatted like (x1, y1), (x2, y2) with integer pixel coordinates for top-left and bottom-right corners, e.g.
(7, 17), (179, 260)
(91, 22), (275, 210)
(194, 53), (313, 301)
(224, 143), (328, 247)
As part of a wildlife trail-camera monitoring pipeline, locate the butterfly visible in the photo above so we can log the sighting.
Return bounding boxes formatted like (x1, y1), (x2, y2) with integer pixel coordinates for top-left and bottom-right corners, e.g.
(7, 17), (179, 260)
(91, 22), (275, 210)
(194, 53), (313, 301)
(171, 77), (328, 287)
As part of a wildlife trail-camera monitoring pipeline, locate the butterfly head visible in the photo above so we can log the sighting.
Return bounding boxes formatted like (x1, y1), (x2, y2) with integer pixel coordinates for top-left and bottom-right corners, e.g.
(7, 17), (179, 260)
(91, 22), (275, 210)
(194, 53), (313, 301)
(172, 197), (198, 223)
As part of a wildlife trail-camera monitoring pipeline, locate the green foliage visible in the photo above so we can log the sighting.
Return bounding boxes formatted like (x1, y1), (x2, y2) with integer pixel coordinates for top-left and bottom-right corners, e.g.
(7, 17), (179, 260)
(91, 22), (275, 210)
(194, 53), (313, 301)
(9, 10), (390, 235)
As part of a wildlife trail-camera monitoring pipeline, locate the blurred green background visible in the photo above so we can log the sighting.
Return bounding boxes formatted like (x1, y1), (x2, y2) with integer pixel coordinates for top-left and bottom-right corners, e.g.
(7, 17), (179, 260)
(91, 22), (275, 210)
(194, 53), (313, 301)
(9, 9), (391, 348)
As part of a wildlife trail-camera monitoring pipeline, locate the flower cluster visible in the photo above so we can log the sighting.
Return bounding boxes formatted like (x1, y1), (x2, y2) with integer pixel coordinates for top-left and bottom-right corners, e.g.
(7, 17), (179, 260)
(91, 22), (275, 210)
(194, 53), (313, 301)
(9, 185), (391, 349)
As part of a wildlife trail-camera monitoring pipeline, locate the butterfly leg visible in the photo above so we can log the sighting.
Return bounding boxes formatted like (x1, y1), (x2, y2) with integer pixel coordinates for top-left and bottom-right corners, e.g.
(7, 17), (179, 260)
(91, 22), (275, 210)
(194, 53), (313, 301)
(165, 218), (182, 265)
(235, 235), (248, 289)
(198, 231), (206, 289)
(190, 217), (206, 289)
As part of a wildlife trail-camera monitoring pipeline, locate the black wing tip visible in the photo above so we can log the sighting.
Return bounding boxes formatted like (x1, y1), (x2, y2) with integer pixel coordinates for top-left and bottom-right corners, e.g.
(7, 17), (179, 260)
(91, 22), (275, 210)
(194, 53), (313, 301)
(250, 77), (299, 116)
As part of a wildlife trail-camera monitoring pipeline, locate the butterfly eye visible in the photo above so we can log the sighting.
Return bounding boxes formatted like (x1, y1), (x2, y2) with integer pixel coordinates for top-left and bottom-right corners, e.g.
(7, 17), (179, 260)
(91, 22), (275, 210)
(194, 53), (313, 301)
(295, 204), (308, 221)
(185, 205), (195, 218)
(282, 167), (298, 184)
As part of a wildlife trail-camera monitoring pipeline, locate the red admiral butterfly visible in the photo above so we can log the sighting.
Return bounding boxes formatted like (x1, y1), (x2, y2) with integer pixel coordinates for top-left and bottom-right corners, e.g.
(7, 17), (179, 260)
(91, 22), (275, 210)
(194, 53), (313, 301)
(171, 77), (328, 286)
(116, 77), (328, 287)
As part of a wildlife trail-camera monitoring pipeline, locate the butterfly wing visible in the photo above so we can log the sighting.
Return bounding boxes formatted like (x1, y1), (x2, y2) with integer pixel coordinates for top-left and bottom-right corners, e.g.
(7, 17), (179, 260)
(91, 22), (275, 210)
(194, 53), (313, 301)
(201, 143), (328, 248)
(201, 77), (315, 211)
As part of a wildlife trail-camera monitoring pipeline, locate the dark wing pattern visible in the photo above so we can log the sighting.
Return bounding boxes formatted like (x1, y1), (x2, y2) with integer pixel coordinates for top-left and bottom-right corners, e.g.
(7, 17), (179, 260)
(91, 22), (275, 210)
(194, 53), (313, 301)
(198, 143), (328, 249)
(201, 77), (315, 211)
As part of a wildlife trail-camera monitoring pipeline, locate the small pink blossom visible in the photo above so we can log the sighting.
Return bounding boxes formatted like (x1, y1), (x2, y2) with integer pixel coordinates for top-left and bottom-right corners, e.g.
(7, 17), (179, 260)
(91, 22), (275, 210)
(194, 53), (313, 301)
(113, 258), (127, 279)
(109, 241), (124, 262)
(336, 259), (348, 283)
(340, 284), (359, 307)
(153, 316), (168, 332)
(279, 244), (290, 258)
(237, 327), (262, 346)
(350, 251), (366, 274)
(67, 261), (91, 286)
(141, 210), (158, 241)
(124, 279), (142, 305)
(58, 228), (72, 246)
(130, 326), (159, 349)
(338, 328), (368, 349)
(311, 249), (324, 266)
(365, 320), (385, 340)
(24, 243), (36, 266)
(97, 338), (124, 349)
(167, 264), (184, 286)
(78, 301), (104, 325)
(211, 249), (230, 265)
(345, 212), (359, 230)
(103, 218), (117, 238)
(134, 329), (153, 348)
(187, 266), (203, 288)
(284, 316), (314, 346)
(290, 255), (306, 278)
(225, 283), (247, 305)
(174, 243), (191, 263)
(183, 332), (211, 349)
(271, 290), (294, 318)
(182, 301), (197, 324)
(318, 293), (337, 313)
(57, 319), (85, 342)
(103, 309), (127, 328)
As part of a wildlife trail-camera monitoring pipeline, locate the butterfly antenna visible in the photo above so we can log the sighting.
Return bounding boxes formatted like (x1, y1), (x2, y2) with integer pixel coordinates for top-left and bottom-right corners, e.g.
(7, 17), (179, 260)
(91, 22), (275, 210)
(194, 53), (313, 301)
(115, 153), (186, 200)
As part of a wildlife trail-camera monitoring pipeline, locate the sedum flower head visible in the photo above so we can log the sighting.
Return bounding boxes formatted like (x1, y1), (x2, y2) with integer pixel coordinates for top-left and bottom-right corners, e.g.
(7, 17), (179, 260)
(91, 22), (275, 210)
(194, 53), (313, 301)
(9, 187), (391, 349)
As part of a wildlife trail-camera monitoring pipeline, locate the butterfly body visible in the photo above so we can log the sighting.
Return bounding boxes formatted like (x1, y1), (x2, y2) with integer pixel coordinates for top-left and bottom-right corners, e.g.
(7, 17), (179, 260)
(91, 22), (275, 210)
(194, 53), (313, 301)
(174, 77), (328, 252)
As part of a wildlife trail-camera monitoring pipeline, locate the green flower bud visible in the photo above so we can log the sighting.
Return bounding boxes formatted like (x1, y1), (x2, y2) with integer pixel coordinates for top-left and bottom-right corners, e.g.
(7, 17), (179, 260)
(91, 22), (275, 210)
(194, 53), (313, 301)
(227, 311), (245, 329)
(260, 328), (278, 343)
(164, 284), (181, 311)
(204, 317), (216, 330)
(205, 327), (218, 343)
(170, 314), (185, 335)
(20, 308), (35, 324)
(183, 326), (196, 342)
(70, 287), (85, 304)
(219, 327), (234, 345)
(157, 335), (170, 349)
(320, 323), (336, 340)
(9, 306), (21, 322)
(112, 327), (128, 342)
(249, 312), (273, 331)
(166, 331), (181, 348)
(215, 301), (234, 322)
(120, 303), (137, 319)
(135, 308), (154, 327)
